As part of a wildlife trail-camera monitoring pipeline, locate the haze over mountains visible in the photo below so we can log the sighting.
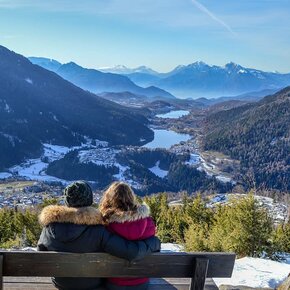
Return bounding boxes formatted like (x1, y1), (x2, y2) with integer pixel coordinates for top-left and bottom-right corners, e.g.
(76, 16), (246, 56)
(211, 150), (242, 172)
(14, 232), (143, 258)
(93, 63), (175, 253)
(0, 46), (153, 170)
(29, 57), (290, 99)
(28, 57), (174, 100)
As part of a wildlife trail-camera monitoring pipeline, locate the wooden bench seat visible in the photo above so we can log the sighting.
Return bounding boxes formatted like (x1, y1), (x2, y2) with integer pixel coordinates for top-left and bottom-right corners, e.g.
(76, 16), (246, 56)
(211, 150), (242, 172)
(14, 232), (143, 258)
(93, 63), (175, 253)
(0, 251), (236, 290)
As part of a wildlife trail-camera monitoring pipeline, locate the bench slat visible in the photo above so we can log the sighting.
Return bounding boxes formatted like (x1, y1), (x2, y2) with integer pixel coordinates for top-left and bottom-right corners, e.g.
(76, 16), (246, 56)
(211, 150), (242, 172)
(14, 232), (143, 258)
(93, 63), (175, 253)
(0, 252), (235, 278)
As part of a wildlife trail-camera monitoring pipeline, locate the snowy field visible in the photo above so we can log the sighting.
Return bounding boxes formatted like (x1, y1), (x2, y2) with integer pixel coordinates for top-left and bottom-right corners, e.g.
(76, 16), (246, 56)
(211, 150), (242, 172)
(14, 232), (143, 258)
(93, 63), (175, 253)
(214, 256), (290, 288)
(148, 161), (168, 178)
(161, 243), (290, 289)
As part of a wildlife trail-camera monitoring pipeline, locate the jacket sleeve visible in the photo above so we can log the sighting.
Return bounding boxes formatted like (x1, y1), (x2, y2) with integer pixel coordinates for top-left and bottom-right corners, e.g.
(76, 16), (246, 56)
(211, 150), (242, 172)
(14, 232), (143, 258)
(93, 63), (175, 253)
(99, 227), (161, 261)
(37, 227), (50, 251)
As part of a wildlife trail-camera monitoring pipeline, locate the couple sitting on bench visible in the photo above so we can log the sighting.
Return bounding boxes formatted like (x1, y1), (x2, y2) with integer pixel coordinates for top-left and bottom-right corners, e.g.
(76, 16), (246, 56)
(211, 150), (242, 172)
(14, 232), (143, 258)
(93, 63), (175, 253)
(37, 181), (160, 290)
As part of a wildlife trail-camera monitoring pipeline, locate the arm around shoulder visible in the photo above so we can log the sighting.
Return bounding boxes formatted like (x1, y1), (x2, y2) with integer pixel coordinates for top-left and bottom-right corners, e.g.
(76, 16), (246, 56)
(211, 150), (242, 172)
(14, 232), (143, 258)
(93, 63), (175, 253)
(100, 227), (161, 262)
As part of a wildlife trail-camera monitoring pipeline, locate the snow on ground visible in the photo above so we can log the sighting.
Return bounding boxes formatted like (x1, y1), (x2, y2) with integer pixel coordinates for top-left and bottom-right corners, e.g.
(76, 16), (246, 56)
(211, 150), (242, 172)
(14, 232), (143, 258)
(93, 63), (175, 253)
(215, 175), (232, 183)
(0, 172), (12, 179)
(161, 244), (290, 289)
(4, 102), (12, 113)
(8, 143), (76, 183)
(208, 194), (288, 223)
(185, 153), (200, 166)
(25, 78), (33, 84)
(43, 143), (71, 162)
(254, 195), (288, 223)
(161, 243), (183, 252)
(113, 163), (143, 189)
(198, 156), (235, 184)
(214, 257), (290, 289)
(149, 161), (168, 178)
(10, 158), (68, 183)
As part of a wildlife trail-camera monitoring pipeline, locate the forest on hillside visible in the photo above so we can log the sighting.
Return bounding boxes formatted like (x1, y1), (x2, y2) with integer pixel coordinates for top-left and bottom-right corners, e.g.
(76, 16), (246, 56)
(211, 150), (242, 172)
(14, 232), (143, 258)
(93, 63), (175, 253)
(203, 88), (290, 191)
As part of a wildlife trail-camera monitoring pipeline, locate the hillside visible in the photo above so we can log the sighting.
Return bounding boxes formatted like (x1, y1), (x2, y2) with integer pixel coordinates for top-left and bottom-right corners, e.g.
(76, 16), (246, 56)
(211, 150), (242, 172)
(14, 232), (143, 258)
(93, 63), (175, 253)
(0, 46), (153, 170)
(203, 87), (290, 191)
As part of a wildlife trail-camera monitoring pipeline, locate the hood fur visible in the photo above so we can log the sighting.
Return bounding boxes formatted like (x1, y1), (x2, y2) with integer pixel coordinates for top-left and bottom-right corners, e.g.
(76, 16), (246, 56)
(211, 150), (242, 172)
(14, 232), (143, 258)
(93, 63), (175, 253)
(106, 204), (151, 223)
(39, 205), (103, 227)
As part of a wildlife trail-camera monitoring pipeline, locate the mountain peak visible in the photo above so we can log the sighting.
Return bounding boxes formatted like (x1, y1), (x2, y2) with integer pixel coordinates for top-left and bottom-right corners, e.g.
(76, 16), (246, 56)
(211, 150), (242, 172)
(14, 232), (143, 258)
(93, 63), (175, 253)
(191, 61), (208, 67)
(225, 62), (243, 71)
(60, 61), (84, 71)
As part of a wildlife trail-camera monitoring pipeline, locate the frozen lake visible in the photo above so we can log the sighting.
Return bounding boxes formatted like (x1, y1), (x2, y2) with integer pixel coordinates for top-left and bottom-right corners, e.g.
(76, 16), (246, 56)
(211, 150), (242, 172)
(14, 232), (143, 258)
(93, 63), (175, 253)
(156, 110), (190, 119)
(143, 129), (191, 149)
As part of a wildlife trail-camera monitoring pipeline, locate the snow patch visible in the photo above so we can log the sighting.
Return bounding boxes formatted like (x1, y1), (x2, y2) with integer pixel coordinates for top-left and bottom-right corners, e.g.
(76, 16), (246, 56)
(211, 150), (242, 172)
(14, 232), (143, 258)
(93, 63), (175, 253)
(214, 257), (290, 289)
(161, 243), (183, 252)
(216, 175), (232, 183)
(185, 153), (200, 166)
(43, 144), (71, 162)
(149, 161), (168, 178)
(25, 78), (33, 84)
(3, 102), (12, 113)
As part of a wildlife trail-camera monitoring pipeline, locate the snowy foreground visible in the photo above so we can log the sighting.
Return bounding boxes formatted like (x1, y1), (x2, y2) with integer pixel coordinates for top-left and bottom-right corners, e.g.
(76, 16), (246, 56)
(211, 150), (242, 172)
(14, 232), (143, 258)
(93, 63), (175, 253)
(161, 244), (290, 289)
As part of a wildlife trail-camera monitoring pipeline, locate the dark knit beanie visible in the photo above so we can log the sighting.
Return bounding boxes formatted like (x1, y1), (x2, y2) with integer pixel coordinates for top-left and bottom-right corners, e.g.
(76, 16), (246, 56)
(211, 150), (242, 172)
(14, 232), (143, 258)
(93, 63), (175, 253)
(64, 181), (93, 208)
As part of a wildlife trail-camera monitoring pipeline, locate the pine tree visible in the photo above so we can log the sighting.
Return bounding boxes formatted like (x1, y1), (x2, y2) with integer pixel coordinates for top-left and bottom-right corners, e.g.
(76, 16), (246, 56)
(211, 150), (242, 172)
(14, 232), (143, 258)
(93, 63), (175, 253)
(209, 193), (273, 257)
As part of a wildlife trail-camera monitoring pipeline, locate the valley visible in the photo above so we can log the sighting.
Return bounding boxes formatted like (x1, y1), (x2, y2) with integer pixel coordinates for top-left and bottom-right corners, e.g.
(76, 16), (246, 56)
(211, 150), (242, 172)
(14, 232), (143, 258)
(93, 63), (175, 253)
(0, 105), (237, 205)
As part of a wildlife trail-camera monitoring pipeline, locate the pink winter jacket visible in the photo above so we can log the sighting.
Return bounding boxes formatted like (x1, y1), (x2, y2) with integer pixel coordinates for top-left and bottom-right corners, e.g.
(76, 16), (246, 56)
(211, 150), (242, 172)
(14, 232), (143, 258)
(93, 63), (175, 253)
(105, 204), (156, 286)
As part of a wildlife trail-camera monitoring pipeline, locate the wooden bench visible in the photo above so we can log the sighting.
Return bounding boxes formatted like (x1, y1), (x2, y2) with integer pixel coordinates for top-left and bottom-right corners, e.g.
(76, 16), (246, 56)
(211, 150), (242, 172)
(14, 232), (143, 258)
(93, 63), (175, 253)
(0, 251), (235, 290)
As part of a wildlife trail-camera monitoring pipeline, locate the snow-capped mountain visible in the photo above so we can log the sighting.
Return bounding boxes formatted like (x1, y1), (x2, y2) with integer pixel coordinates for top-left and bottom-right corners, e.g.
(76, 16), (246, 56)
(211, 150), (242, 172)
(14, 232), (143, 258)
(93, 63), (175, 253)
(122, 61), (290, 98)
(29, 57), (290, 99)
(98, 65), (159, 75)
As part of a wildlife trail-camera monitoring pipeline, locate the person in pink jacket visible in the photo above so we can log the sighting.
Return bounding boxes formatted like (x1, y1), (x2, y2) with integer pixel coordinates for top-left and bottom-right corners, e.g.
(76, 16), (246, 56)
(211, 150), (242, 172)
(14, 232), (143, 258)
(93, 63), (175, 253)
(99, 181), (157, 290)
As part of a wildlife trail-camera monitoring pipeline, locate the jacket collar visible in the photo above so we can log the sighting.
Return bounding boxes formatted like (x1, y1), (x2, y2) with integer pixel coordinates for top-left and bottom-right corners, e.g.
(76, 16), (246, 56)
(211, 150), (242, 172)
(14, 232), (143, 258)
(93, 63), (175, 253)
(107, 204), (150, 223)
(39, 205), (103, 227)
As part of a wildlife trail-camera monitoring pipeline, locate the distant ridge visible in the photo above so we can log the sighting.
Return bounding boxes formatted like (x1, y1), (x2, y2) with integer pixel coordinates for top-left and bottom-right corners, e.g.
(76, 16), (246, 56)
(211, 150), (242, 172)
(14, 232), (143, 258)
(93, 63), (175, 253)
(29, 57), (175, 100)
(99, 61), (290, 99)
(29, 57), (290, 99)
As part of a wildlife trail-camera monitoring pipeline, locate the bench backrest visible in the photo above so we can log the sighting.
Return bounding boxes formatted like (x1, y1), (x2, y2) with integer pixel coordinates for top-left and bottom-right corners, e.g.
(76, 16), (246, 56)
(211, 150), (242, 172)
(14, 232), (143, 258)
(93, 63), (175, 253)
(0, 252), (235, 290)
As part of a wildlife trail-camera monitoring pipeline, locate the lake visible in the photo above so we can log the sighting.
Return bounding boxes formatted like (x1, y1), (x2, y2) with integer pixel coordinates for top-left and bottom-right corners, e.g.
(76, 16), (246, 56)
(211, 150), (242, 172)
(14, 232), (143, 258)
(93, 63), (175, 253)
(143, 129), (191, 149)
(156, 110), (190, 119)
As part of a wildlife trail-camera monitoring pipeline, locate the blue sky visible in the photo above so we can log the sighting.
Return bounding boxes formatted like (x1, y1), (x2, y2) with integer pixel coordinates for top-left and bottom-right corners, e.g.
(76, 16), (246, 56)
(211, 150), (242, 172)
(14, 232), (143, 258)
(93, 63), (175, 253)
(0, 0), (289, 72)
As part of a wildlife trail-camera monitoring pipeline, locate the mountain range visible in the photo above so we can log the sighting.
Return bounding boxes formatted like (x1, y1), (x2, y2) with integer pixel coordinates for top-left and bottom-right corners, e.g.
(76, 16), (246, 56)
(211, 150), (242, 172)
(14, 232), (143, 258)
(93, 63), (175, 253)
(28, 57), (174, 100)
(30, 57), (290, 99)
(0, 46), (153, 170)
(97, 62), (290, 99)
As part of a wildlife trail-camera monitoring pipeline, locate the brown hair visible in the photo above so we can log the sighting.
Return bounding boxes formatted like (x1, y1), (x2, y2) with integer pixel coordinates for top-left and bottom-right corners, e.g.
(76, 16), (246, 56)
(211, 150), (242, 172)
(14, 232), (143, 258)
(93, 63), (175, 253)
(99, 182), (138, 223)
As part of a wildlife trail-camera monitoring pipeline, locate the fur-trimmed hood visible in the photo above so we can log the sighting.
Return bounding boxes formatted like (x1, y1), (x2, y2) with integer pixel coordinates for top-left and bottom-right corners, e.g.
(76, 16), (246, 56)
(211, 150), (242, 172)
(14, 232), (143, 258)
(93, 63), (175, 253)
(106, 204), (151, 223)
(39, 205), (103, 227)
